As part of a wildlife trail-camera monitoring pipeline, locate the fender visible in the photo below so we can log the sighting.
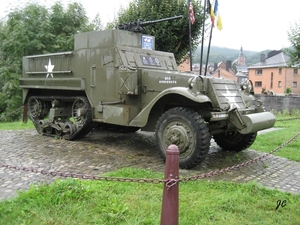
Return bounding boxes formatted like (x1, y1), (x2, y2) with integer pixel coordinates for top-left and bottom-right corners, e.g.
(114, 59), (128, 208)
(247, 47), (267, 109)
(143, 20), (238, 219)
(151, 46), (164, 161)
(129, 87), (212, 127)
(19, 77), (86, 103)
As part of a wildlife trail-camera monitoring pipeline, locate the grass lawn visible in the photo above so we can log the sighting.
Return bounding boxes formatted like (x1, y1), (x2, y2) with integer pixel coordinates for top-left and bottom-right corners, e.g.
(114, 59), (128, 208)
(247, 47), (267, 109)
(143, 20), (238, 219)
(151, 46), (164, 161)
(1, 112), (300, 224)
(0, 121), (34, 130)
(0, 168), (299, 225)
(251, 116), (300, 162)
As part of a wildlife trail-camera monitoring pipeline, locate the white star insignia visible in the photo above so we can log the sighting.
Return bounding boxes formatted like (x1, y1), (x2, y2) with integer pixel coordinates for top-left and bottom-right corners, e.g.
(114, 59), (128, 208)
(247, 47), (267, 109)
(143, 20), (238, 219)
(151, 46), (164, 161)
(45, 58), (55, 78)
(223, 85), (240, 109)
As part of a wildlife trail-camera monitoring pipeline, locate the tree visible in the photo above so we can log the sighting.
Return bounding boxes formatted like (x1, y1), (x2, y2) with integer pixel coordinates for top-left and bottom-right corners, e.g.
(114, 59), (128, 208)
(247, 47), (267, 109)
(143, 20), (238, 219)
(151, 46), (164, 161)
(90, 13), (104, 31)
(0, 2), (93, 121)
(286, 19), (300, 66)
(49, 2), (91, 52)
(112, 0), (206, 63)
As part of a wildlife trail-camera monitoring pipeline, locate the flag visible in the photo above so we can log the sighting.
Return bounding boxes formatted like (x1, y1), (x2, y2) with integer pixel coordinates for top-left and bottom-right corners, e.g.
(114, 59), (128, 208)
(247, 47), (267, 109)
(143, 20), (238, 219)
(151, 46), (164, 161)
(207, 0), (215, 26)
(189, 2), (195, 24)
(214, 0), (223, 30)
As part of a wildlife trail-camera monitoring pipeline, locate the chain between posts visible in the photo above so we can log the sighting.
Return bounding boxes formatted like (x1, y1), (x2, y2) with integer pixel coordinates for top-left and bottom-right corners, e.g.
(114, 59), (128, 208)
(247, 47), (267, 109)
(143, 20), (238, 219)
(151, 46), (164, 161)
(179, 131), (300, 182)
(1, 131), (300, 184)
(0, 106), (300, 184)
(0, 163), (166, 184)
(0, 106), (24, 121)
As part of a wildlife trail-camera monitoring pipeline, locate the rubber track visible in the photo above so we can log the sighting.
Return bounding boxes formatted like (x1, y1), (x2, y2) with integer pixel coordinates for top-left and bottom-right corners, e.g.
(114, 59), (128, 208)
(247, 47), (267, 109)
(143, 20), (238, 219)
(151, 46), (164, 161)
(28, 96), (93, 140)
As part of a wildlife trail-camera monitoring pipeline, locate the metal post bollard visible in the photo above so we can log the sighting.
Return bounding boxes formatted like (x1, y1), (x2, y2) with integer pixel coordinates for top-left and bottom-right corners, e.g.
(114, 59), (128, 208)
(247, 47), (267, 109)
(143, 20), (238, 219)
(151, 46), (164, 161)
(160, 144), (179, 225)
(22, 105), (28, 123)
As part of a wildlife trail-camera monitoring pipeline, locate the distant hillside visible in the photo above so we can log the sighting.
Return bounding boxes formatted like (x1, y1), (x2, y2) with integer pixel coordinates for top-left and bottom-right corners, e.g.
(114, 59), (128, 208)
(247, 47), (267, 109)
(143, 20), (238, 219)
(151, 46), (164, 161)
(192, 46), (272, 66)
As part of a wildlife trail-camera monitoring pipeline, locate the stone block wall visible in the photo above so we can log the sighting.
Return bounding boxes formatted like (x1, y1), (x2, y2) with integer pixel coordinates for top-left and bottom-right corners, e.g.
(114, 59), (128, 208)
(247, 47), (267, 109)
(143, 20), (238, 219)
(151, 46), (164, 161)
(255, 95), (300, 112)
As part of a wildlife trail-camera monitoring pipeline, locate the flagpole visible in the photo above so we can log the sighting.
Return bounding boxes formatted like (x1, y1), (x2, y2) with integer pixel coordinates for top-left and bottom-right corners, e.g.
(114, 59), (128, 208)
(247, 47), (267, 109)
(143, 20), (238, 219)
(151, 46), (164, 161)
(199, 0), (207, 75)
(188, 0), (192, 71)
(205, 24), (213, 75)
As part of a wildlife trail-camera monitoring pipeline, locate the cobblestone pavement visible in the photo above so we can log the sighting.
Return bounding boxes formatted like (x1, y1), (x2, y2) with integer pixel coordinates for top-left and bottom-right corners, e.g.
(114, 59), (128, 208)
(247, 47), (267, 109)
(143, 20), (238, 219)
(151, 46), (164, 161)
(1, 129), (300, 201)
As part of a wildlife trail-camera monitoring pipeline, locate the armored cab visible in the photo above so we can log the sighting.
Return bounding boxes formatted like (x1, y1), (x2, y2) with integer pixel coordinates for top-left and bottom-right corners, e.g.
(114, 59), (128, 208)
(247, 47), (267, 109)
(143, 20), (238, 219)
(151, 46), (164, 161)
(20, 17), (275, 169)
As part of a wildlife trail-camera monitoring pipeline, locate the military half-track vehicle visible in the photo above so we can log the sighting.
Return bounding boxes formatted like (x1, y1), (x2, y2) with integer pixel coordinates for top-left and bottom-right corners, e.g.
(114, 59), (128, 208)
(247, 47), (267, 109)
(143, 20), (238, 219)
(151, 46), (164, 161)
(19, 16), (275, 169)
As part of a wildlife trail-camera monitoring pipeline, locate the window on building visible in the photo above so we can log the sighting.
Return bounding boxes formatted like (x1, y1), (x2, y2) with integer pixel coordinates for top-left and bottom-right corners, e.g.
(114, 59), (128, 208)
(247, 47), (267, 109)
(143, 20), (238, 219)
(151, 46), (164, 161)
(279, 68), (282, 74)
(255, 69), (262, 75)
(270, 72), (273, 88)
(293, 69), (298, 75)
(293, 82), (297, 88)
(278, 81), (282, 87)
(255, 81), (262, 87)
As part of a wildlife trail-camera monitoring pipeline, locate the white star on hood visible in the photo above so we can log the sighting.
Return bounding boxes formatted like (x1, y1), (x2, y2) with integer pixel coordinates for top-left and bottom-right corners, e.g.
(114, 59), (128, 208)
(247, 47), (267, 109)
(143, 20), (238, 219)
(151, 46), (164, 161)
(45, 58), (55, 78)
(223, 85), (240, 109)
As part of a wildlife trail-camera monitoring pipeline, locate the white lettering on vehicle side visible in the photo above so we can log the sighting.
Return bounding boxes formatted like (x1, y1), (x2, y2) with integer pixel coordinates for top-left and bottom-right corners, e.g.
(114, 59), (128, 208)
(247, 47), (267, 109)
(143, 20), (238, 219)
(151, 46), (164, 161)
(159, 77), (177, 84)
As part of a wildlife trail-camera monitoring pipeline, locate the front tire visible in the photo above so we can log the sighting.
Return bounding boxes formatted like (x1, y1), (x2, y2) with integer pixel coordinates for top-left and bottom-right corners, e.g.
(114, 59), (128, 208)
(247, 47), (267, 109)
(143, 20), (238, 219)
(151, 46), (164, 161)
(213, 131), (257, 152)
(155, 107), (211, 169)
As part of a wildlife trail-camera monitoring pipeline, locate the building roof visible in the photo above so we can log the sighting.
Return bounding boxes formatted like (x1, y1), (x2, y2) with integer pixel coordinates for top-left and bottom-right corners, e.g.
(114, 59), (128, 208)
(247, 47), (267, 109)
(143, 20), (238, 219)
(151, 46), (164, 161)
(236, 65), (248, 72)
(248, 52), (290, 69)
(212, 68), (237, 81)
(236, 71), (248, 77)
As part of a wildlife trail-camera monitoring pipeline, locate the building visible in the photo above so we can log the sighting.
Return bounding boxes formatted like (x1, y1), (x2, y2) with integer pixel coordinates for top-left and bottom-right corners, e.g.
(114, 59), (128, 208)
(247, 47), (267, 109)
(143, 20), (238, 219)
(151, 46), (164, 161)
(178, 58), (215, 76)
(235, 46), (249, 86)
(178, 58), (191, 72)
(248, 51), (300, 95)
(178, 46), (247, 83)
(211, 61), (237, 81)
(237, 46), (246, 66)
(236, 71), (248, 87)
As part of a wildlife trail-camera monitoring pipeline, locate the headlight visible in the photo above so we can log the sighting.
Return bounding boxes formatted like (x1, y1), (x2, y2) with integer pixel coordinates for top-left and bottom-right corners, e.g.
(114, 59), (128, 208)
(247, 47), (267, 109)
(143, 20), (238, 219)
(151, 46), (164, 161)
(188, 77), (194, 89)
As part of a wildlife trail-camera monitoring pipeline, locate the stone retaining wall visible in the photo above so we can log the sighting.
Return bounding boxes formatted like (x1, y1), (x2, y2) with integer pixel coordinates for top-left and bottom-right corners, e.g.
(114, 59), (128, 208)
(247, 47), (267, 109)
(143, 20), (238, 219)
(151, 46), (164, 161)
(255, 95), (300, 112)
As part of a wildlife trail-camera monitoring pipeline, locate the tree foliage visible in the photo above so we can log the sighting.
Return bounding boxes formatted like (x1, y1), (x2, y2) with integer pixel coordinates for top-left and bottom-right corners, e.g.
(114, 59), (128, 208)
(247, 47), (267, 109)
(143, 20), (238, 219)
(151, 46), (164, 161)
(112, 0), (206, 63)
(286, 19), (300, 66)
(0, 2), (94, 121)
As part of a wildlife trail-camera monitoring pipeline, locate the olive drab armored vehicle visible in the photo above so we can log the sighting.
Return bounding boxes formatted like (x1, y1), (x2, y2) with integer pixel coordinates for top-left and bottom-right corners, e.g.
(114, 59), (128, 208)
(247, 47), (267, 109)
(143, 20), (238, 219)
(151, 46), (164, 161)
(19, 16), (275, 169)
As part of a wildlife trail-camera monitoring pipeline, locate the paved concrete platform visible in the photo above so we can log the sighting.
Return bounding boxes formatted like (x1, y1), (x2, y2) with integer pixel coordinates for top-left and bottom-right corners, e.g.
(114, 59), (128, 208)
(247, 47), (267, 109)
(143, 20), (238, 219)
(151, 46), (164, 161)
(1, 129), (300, 201)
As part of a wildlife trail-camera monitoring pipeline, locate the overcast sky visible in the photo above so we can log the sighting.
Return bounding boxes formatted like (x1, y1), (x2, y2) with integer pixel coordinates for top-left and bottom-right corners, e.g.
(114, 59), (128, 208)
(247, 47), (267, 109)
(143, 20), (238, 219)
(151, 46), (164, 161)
(1, 0), (300, 52)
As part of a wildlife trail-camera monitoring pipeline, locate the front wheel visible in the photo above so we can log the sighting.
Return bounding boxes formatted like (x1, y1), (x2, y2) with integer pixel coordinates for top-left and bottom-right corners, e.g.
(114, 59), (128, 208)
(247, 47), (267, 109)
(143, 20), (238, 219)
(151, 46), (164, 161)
(155, 107), (211, 169)
(213, 131), (257, 152)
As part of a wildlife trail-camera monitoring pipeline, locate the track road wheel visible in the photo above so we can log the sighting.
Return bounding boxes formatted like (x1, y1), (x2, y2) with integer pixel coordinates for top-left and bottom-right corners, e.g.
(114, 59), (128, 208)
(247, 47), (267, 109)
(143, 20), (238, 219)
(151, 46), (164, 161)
(55, 124), (63, 136)
(213, 131), (257, 152)
(67, 97), (93, 139)
(64, 123), (77, 140)
(28, 97), (50, 119)
(44, 127), (54, 135)
(155, 107), (211, 169)
(72, 98), (89, 125)
(27, 96), (50, 135)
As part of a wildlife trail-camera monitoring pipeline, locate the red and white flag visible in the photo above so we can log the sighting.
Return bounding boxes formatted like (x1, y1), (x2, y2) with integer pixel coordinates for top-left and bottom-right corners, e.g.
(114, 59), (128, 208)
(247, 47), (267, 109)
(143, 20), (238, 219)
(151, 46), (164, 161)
(189, 2), (195, 24)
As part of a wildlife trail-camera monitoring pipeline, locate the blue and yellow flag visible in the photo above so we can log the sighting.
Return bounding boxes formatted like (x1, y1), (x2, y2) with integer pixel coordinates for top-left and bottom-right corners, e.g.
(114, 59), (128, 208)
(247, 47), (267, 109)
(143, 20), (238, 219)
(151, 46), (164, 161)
(214, 0), (223, 30)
